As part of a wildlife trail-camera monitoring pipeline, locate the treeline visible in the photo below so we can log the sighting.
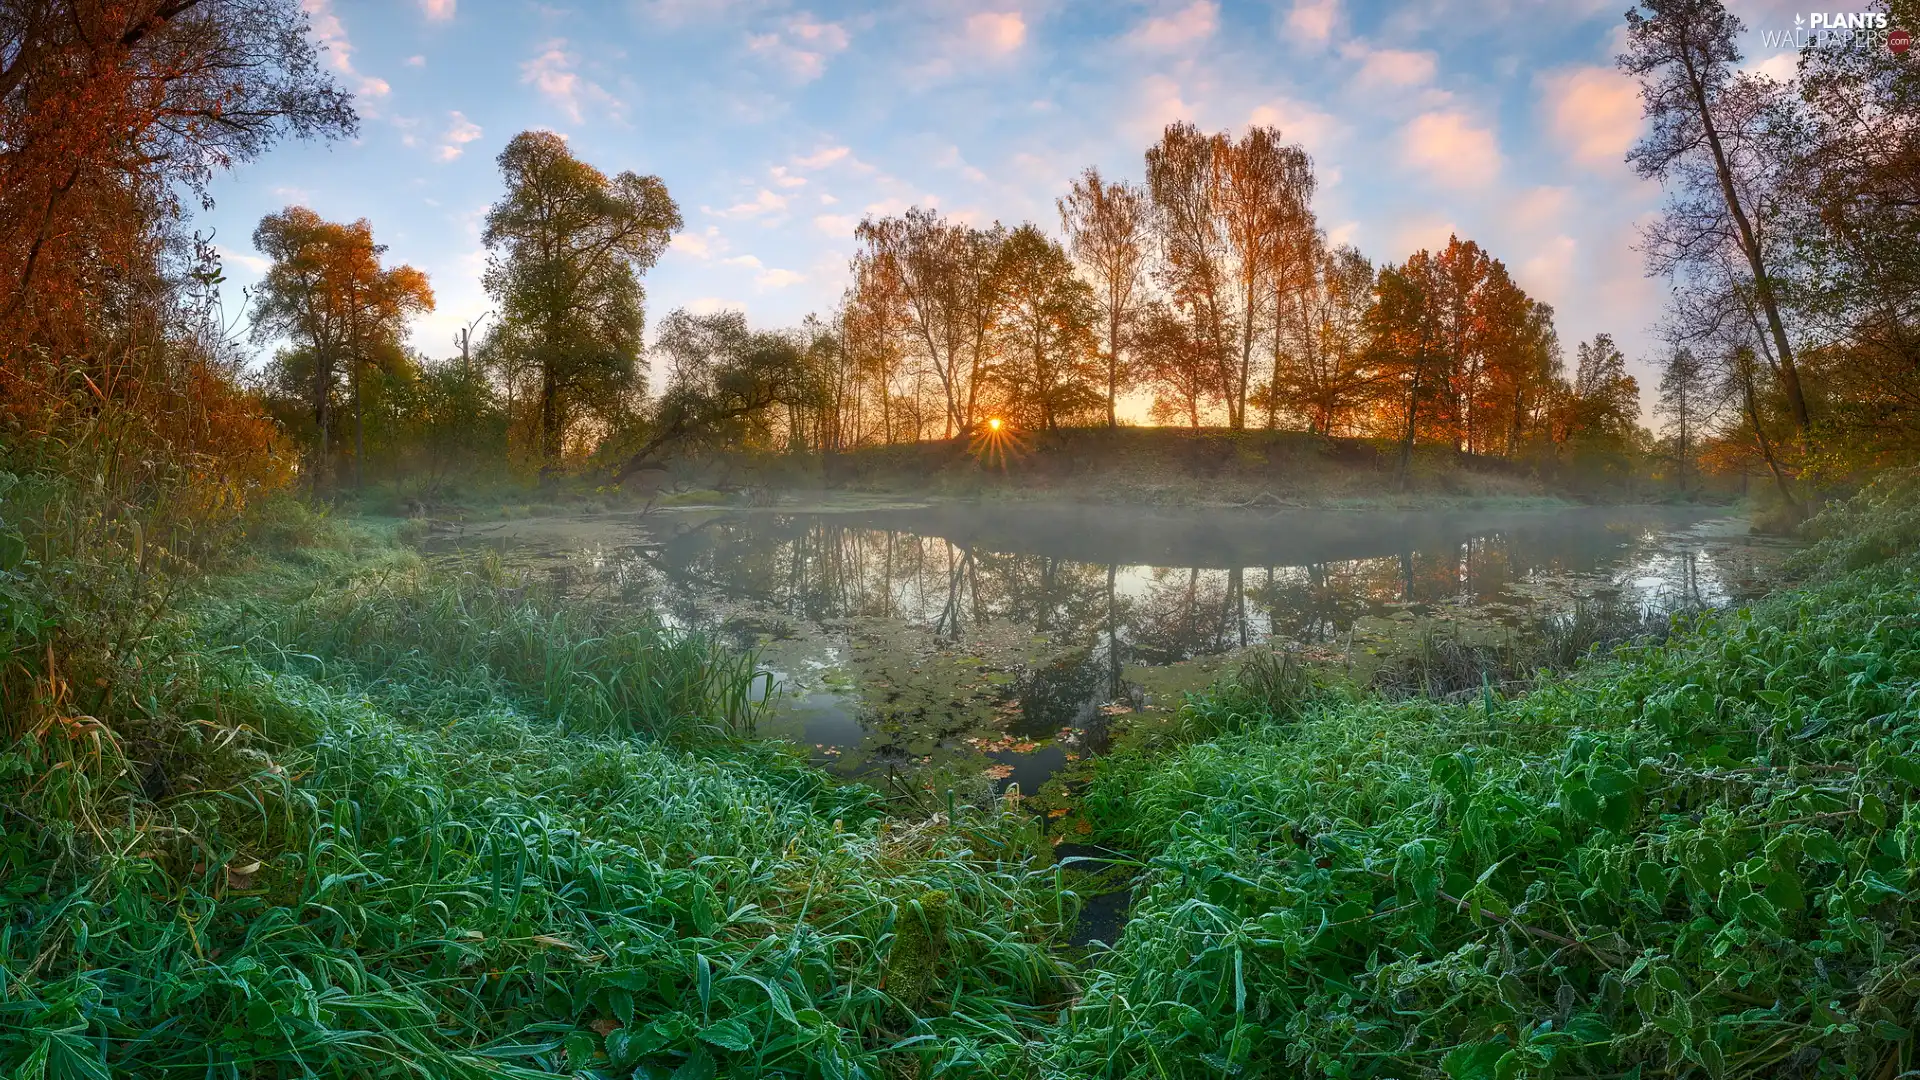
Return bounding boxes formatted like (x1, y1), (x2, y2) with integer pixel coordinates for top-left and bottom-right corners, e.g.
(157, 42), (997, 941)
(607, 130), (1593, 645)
(66, 0), (1912, 509)
(252, 127), (1654, 493)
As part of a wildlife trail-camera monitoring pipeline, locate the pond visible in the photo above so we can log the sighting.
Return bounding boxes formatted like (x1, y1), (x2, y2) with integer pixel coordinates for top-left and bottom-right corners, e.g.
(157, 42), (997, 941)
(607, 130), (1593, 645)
(437, 501), (1797, 802)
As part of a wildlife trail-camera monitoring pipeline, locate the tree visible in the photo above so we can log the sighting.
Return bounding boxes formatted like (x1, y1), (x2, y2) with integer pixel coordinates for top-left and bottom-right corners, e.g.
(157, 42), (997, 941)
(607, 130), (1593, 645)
(1367, 253), (1446, 485)
(1268, 240), (1377, 435)
(1058, 168), (1151, 428)
(989, 224), (1099, 431)
(251, 208), (433, 486)
(1214, 126), (1316, 430)
(0, 0), (355, 352)
(482, 130), (680, 473)
(1785, 0), (1920, 464)
(1571, 334), (1642, 442)
(1146, 123), (1236, 427)
(851, 209), (1005, 438)
(613, 308), (797, 481)
(1622, 0), (1811, 440)
(1658, 347), (1712, 491)
(1134, 300), (1220, 428)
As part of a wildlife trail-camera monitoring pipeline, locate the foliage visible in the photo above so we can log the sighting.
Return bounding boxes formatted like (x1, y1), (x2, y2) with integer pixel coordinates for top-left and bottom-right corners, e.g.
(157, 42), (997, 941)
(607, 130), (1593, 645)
(1036, 484), (1920, 1078)
(481, 130), (682, 471)
(0, 525), (1073, 1078)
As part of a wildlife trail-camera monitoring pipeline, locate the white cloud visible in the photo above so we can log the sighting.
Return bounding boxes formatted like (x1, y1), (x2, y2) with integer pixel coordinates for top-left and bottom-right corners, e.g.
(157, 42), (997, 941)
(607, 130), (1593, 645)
(815, 214), (857, 236)
(770, 166), (806, 188)
(1342, 42), (1438, 91)
(300, 0), (389, 98)
(1248, 97), (1341, 156)
(935, 145), (988, 184)
(1283, 0), (1340, 46)
(966, 12), (1027, 54)
(436, 111), (482, 161)
(1126, 1), (1219, 50)
(747, 13), (850, 81)
(419, 0), (454, 20)
(705, 189), (790, 219)
(1133, 74), (1196, 139)
(793, 145), (851, 169)
(1518, 234), (1578, 305)
(758, 268), (805, 288)
(216, 245), (270, 275)
(1747, 49), (1799, 82)
(1539, 66), (1642, 166)
(685, 296), (747, 316)
(1399, 110), (1501, 188)
(670, 226), (728, 259)
(521, 39), (622, 123)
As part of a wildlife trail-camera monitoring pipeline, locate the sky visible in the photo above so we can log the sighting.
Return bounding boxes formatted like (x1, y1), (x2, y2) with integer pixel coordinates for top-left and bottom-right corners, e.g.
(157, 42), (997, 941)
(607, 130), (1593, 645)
(199, 0), (1815, 396)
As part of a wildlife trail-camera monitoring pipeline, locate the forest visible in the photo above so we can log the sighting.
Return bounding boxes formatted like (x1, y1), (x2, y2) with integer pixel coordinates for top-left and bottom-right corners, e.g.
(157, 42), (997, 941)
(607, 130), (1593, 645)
(3, 1), (1920, 1078)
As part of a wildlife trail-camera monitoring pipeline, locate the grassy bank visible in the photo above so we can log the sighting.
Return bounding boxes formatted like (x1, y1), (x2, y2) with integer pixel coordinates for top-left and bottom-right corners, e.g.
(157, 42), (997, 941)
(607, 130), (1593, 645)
(1041, 472), (1920, 1078)
(650, 427), (1721, 510)
(5, 467), (1917, 1079)
(1, 512), (1070, 1078)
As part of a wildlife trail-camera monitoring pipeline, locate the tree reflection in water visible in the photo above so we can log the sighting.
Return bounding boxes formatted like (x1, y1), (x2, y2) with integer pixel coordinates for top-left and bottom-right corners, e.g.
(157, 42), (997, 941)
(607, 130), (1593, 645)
(470, 505), (1785, 791)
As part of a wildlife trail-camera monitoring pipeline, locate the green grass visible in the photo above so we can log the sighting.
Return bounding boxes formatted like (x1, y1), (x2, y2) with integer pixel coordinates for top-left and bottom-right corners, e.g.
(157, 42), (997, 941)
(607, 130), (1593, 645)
(8, 471), (1920, 1079)
(1035, 473), (1920, 1079)
(0, 526), (1073, 1078)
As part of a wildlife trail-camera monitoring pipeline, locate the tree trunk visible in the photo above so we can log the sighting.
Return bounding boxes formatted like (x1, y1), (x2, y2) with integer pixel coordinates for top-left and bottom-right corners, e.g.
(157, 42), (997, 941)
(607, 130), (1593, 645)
(540, 364), (562, 472)
(1683, 50), (1812, 441)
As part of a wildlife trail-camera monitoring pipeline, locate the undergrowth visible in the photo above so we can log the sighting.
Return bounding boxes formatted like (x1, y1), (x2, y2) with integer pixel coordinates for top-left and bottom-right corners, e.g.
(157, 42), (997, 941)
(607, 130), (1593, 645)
(0, 517), (1072, 1078)
(1040, 470), (1920, 1078)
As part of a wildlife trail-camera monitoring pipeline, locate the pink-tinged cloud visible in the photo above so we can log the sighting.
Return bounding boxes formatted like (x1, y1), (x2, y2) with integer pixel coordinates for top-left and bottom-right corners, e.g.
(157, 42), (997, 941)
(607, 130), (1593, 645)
(300, 0), (389, 97)
(747, 14), (850, 82)
(1539, 66), (1642, 166)
(1283, 0), (1340, 46)
(520, 39), (622, 123)
(793, 145), (851, 169)
(419, 0), (454, 21)
(1248, 98), (1341, 157)
(966, 12), (1027, 55)
(1126, 1), (1219, 50)
(1399, 110), (1501, 188)
(1343, 43), (1438, 91)
(436, 111), (482, 161)
(704, 189), (790, 219)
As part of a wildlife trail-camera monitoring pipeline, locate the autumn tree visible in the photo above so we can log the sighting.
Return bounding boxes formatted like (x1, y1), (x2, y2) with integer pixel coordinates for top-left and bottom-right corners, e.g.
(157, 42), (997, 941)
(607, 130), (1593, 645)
(1367, 252), (1446, 484)
(251, 208), (432, 486)
(1267, 240), (1377, 435)
(1622, 0), (1811, 440)
(850, 209), (1005, 438)
(1058, 168), (1151, 428)
(1784, 0), (1920, 463)
(1135, 300), (1222, 428)
(0, 0), (354, 357)
(1215, 127), (1316, 429)
(482, 130), (680, 473)
(1146, 123), (1235, 427)
(1658, 347), (1712, 491)
(988, 224), (1099, 431)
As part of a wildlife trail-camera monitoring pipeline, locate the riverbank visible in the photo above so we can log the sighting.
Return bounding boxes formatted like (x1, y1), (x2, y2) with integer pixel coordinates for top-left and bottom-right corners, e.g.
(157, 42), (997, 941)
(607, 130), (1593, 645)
(632, 427), (1723, 511)
(5, 474), (1917, 1077)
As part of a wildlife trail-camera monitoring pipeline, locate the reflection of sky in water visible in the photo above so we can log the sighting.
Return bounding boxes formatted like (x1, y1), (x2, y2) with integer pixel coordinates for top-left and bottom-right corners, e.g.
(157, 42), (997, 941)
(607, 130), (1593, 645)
(476, 511), (1794, 659)
(443, 507), (1798, 789)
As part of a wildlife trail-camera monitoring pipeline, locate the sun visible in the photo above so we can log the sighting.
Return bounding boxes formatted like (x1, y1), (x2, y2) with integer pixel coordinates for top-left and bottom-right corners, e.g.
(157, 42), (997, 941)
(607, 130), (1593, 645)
(987, 417), (1003, 432)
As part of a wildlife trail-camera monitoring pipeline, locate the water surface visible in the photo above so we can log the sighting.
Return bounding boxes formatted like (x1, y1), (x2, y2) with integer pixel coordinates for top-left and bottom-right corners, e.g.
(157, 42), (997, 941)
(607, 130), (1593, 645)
(442, 502), (1795, 799)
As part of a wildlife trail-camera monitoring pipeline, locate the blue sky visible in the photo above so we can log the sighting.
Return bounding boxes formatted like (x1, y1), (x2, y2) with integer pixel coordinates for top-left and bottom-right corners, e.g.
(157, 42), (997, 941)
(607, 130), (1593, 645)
(201, 0), (1810, 393)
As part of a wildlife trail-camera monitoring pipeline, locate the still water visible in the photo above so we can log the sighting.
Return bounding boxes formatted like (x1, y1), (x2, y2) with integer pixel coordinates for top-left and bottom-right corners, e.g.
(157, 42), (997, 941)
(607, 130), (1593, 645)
(443, 502), (1795, 797)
